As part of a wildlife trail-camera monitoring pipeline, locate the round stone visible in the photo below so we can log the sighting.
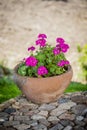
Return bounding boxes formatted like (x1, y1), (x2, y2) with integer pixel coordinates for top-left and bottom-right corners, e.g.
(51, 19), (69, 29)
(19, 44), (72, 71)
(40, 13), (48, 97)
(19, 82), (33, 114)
(48, 116), (59, 124)
(71, 95), (87, 104)
(58, 98), (70, 104)
(81, 109), (87, 117)
(4, 108), (16, 114)
(38, 110), (48, 117)
(71, 104), (87, 115)
(76, 116), (84, 121)
(63, 125), (72, 130)
(39, 104), (56, 111)
(60, 119), (74, 127)
(74, 126), (85, 130)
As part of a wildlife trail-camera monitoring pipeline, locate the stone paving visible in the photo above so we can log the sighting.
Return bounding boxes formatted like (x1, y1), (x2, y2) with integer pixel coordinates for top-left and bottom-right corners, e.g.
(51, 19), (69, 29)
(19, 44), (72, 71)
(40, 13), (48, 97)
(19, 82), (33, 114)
(0, 92), (87, 130)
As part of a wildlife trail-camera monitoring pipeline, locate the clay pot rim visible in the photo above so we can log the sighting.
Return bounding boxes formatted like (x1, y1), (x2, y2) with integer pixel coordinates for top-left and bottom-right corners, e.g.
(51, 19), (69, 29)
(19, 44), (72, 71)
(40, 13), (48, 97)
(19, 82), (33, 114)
(14, 63), (73, 79)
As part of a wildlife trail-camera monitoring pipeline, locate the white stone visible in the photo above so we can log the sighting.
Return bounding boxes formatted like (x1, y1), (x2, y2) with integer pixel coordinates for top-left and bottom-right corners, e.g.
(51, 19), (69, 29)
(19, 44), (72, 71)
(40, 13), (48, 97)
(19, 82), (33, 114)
(13, 124), (30, 130)
(58, 101), (76, 110)
(0, 118), (5, 122)
(39, 104), (56, 111)
(64, 125), (72, 130)
(15, 102), (20, 106)
(50, 108), (66, 116)
(21, 103), (38, 109)
(76, 116), (84, 121)
(9, 116), (13, 121)
(31, 115), (46, 120)
(38, 110), (48, 117)
(12, 104), (20, 109)
(59, 113), (75, 121)
(48, 116), (59, 124)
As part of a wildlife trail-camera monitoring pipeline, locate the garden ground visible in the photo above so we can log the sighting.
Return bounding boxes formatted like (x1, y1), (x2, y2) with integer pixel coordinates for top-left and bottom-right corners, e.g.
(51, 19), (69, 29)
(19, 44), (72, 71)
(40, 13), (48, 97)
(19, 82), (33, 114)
(0, 1), (87, 129)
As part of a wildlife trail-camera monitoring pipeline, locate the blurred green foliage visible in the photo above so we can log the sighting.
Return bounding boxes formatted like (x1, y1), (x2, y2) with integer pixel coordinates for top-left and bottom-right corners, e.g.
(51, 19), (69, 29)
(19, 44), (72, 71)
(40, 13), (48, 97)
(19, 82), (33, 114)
(77, 44), (87, 82)
(0, 64), (21, 104)
(65, 82), (87, 93)
(0, 76), (21, 104)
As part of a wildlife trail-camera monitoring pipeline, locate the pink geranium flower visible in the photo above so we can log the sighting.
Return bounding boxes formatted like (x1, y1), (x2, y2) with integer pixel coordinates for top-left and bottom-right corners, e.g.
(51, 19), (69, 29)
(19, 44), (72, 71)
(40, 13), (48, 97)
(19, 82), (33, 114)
(57, 60), (70, 67)
(38, 34), (47, 39)
(60, 43), (69, 53)
(36, 39), (46, 47)
(53, 47), (60, 55)
(56, 37), (65, 43)
(25, 56), (38, 67)
(38, 66), (48, 75)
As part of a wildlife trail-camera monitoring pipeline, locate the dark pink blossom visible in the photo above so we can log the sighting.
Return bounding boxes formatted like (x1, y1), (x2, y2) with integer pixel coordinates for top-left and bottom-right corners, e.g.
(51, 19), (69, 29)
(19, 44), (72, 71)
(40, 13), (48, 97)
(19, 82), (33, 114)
(36, 39), (46, 47)
(60, 43), (69, 53)
(28, 46), (35, 51)
(57, 60), (65, 67)
(25, 56), (38, 67)
(38, 66), (48, 75)
(38, 34), (47, 39)
(57, 60), (70, 67)
(56, 37), (65, 43)
(53, 47), (60, 55)
(65, 60), (70, 65)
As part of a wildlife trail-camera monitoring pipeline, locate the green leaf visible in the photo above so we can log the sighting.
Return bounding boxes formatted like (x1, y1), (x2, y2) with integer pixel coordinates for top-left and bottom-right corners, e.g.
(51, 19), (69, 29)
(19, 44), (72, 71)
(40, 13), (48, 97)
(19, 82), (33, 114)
(56, 68), (63, 75)
(27, 67), (32, 77)
(36, 54), (45, 61)
(50, 67), (55, 73)
(38, 62), (44, 66)
(18, 66), (27, 76)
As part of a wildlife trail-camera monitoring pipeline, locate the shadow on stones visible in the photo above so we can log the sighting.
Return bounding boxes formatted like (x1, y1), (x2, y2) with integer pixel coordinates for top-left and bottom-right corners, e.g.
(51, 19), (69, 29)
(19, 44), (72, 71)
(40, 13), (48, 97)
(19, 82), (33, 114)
(0, 127), (16, 130)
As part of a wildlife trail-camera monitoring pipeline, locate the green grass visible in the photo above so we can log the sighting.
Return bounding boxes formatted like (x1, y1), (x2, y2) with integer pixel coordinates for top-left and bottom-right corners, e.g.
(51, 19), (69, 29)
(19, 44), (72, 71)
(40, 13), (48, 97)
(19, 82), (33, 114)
(0, 76), (87, 104)
(65, 81), (87, 93)
(0, 76), (21, 104)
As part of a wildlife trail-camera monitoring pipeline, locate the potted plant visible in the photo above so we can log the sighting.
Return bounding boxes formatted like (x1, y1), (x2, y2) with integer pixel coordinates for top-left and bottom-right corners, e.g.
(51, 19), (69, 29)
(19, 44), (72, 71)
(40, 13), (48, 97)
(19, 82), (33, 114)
(13, 34), (73, 104)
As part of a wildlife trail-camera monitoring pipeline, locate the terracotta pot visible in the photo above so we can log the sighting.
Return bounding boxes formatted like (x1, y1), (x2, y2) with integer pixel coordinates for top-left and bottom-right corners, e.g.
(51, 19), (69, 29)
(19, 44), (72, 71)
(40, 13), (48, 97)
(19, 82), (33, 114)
(13, 64), (73, 104)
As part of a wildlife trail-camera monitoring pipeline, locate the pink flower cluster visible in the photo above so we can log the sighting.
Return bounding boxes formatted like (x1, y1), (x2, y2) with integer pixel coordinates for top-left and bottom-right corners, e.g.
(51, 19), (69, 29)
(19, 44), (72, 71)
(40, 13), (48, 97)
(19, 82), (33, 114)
(24, 34), (70, 76)
(53, 47), (60, 55)
(25, 56), (38, 67)
(57, 60), (70, 67)
(38, 66), (48, 75)
(36, 34), (47, 47)
(53, 38), (69, 55)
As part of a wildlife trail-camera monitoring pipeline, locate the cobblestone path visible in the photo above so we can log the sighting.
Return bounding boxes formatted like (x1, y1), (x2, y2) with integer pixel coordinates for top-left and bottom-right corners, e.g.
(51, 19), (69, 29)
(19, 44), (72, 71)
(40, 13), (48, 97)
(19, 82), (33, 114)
(0, 92), (87, 130)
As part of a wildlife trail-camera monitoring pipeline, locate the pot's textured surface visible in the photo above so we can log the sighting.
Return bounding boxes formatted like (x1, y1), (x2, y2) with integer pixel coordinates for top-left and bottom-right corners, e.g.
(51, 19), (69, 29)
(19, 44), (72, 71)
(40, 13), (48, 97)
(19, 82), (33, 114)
(13, 65), (73, 104)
